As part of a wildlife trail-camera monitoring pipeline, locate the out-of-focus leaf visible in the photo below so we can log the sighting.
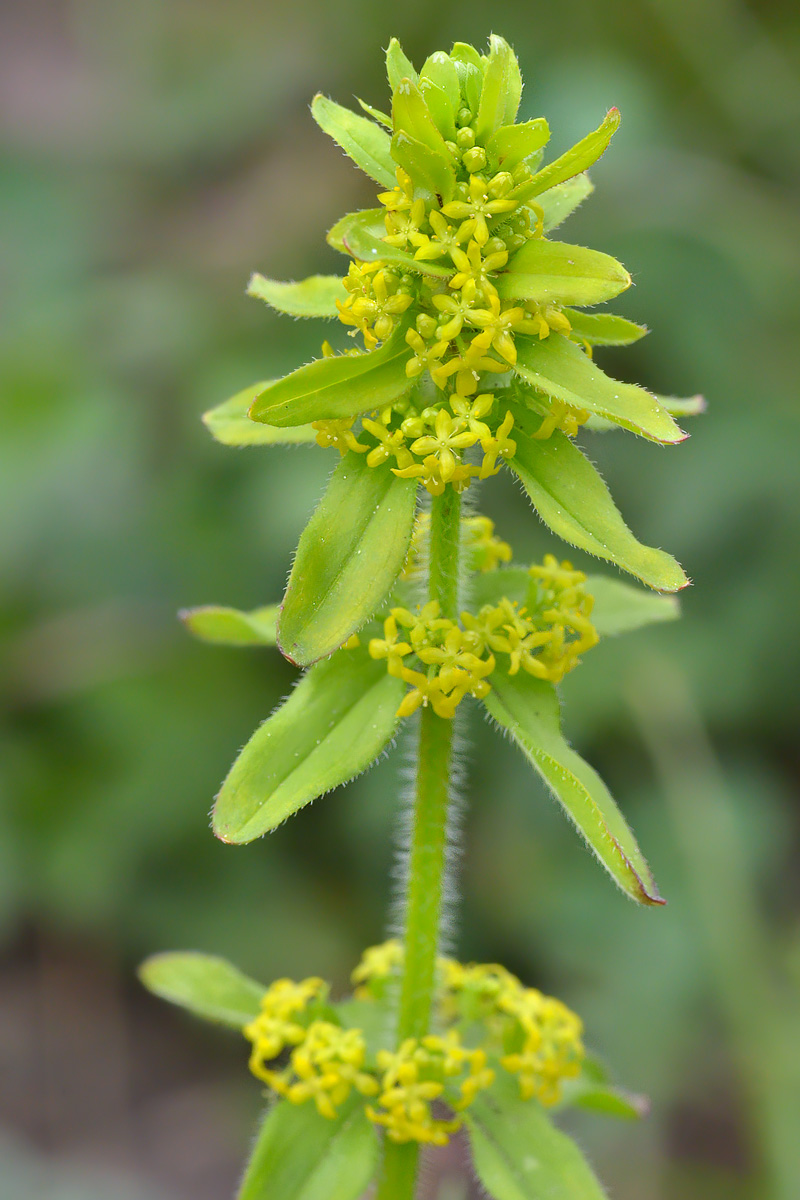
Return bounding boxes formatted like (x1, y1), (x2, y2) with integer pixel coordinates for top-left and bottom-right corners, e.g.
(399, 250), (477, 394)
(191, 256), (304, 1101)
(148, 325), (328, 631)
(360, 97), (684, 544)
(514, 334), (684, 444)
(238, 1097), (379, 1200)
(487, 120), (550, 173)
(537, 173), (594, 232)
(247, 273), (346, 319)
(203, 384), (317, 446)
(213, 649), (403, 844)
(484, 670), (663, 905)
(506, 401), (688, 592)
(327, 209), (452, 278)
(465, 1073), (608, 1199)
(311, 95), (396, 188)
(468, 571), (679, 637)
(386, 38), (418, 91)
(515, 108), (621, 203)
(180, 604), (279, 647)
(249, 326), (412, 427)
(334, 996), (395, 1058)
(560, 1056), (649, 1120)
(391, 131), (457, 202)
(138, 952), (264, 1028)
(280, 452), (417, 664)
(475, 35), (522, 141)
(498, 241), (631, 308)
(564, 309), (648, 346)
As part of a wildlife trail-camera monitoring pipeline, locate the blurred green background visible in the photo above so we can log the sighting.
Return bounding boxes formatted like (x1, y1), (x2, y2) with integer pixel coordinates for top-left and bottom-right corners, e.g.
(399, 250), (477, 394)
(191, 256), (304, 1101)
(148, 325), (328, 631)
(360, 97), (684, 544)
(2, 1), (799, 1197)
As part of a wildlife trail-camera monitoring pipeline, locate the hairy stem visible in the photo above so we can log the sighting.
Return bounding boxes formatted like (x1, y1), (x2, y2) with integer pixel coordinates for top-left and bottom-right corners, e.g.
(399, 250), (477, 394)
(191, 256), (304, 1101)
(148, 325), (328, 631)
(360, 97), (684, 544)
(376, 488), (461, 1200)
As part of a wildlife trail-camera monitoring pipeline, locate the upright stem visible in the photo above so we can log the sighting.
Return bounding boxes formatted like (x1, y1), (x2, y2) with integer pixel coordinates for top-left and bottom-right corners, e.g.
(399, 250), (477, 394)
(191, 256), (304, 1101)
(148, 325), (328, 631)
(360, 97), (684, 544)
(376, 488), (461, 1200)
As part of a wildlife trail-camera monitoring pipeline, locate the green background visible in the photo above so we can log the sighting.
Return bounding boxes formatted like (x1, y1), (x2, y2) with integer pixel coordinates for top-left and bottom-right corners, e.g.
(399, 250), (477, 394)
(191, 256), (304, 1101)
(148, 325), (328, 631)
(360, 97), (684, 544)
(1, 1), (798, 1197)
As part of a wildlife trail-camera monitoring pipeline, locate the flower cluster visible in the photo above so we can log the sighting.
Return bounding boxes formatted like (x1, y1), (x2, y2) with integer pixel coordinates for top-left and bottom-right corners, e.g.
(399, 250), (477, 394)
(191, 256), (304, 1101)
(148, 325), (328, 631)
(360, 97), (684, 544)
(367, 552), (598, 718)
(242, 943), (584, 1145)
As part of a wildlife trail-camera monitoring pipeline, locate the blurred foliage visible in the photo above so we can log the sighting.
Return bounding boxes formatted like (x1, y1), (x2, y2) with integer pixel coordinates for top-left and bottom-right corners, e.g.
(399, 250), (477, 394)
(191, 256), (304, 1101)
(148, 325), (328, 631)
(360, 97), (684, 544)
(1, 1), (799, 1198)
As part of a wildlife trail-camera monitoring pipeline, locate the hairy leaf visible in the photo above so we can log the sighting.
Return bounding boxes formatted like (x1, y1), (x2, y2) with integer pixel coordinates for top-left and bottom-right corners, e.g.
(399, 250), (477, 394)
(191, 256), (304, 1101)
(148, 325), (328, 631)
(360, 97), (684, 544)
(484, 669), (663, 905)
(180, 604), (279, 647)
(327, 209), (452, 278)
(386, 38), (418, 91)
(419, 78), (456, 142)
(311, 95), (396, 188)
(392, 78), (454, 166)
(238, 1097), (379, 1200)
(213, 649), (404, 843)
(250, 326), (412, 427)
(475, 35), (522, 141)
(487, 120), (550, 173)
(203, 383), (317, 446)
(515, 108), (621, 204)
(247, 272), (346, 319)
(391, 131), (457, 202)
(506, 401), (688, 591)
(420, 52), (460, 117)
(498, 241), (631, 308)
(138, 952), (264, 1028)
(466, 1074), (608, 1200)
(514, 334), (684, 444)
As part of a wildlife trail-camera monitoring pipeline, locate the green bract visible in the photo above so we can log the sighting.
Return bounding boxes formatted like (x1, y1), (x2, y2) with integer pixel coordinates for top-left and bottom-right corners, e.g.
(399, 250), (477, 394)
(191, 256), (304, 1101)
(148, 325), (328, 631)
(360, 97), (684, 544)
(145, 35), (701, 1200)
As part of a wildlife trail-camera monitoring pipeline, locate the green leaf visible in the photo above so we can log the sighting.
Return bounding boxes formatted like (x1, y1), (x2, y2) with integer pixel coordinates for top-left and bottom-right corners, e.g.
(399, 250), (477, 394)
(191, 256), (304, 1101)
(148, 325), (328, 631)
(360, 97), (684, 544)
(391, 131), (457, 202)
(247, 272), (346, 319)
(514, 334), (685, 444)
(468, 571), (678, 637)
(280, 452), (417, 664)
(249, 325), (412, 428)
(585, 576), (679, 636)
(559, 1057), (648, 1120)
(484, 670), (663, 905)
(450, 41), (483, 71)
(213, 649), (403, 843)
(203, 383), (318, 446)
(311, 95), (396, 188)
(392, 78), (456, 182)
(386, 38), (418, 91)
(327, 209), (452, 278)
(238, 1097), (380, 1200)
(356, 97), (392, 129)
(475, 35), (522, 141)
(655, 392), (707, 418)
(420, 52), (461, 117)
(419, 77), (457, 142)
(498, 241), (631, 308)
(180, 604), (279, 647)
(138, 952), (264, 1028)
(515, 108), (621, 204)
(487, 120), (550, 173)
(564, 309), (648, 347)
(465, 1073), (608, 1200)
(505, 401), (688, 591)
(537, 173), (594, 233)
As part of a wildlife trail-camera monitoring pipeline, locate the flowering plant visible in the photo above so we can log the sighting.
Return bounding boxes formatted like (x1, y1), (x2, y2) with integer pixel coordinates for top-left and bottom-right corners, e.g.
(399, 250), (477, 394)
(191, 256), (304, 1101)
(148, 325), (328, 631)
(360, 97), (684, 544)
(140, 35), (699, 1199)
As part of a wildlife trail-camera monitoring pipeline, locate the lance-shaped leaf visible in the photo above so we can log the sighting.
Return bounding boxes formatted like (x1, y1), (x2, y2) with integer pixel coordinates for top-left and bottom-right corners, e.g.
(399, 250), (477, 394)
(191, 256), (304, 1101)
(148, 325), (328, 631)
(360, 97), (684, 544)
(487, 120), (550, 173)
(465, 1073), (608, 1200)
(484, 669), (663, 905)
(138, 952), (264, 1028)
(506, 401), (688, 591)
(536, 172), (593, 233)
(391, 131), (457, 202)
(386, 38), (418, 91)
(213, 649), (404, 843)
(180, 604), (279, 647)
(238, 1097), (380, 1200)
(475, 35), (522, 141)
(498, 241), (631, 308)
(583, 392), (705, 432)
(280, 453), (417, 664)
(469, 570), (679, 637)
(357, 97), (391, 129)
(249, 326), (412, 428)
(392, 78), (454, 166)
(311, 94), (396, 188)
(514, 334), (685, 444)
(560, 1058), (648, 1121)
(514, 108), (621, 204)
(418, 78), (456, 141)
(327, 209), (452, 279)
(564, 309), (648, 346)
(203, 383), (317, 446)
(247, 272), (346, 319)
(420, 51), (461, 117)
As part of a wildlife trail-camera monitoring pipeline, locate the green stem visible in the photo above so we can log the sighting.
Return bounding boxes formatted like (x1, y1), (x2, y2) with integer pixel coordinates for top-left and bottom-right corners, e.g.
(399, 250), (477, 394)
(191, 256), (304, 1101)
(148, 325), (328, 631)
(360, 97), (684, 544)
(376, 489), (461, 1200)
